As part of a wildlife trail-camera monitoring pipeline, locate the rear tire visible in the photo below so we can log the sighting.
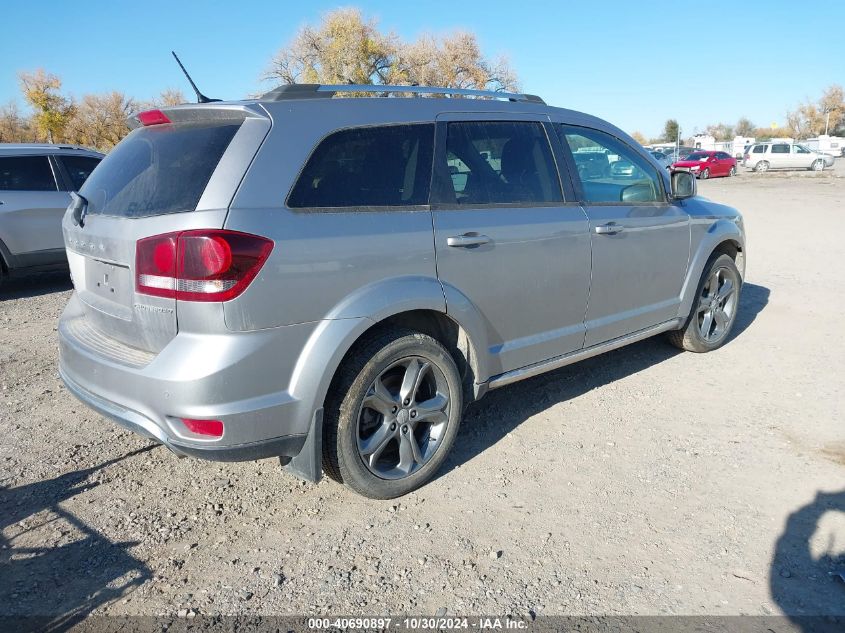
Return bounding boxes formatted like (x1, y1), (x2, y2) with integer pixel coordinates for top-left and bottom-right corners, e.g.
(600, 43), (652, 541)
(323, 327), (463, 499)
(755, 161), (769, 172)
(667, 253), (742, 353)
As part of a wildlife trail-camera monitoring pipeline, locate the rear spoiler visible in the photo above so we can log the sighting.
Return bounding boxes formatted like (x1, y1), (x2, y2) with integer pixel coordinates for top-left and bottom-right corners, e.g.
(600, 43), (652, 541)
(127, 103), (268, 130)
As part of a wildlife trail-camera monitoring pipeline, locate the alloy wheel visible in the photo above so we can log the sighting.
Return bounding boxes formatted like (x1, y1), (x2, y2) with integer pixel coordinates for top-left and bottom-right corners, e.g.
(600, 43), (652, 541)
(356, 356), (451, 480)
(729, 166), (736, 176)
(813, 160), (824, 171)
(696, 267), (738, 343)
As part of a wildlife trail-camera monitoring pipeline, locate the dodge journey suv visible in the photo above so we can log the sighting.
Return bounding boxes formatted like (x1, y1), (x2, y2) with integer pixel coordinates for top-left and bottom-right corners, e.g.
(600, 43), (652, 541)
(59, 84), (746, 498)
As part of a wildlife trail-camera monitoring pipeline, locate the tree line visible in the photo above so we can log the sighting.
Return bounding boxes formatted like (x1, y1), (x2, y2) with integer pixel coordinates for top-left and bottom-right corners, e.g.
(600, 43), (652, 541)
(0, 9), (518, 153)
(2, 7), (842, 152)
(631, 85), (845, 146)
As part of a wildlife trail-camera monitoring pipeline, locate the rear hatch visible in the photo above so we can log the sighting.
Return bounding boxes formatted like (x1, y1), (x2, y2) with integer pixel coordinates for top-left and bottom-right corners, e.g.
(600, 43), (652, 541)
(62, 104), (270, 354)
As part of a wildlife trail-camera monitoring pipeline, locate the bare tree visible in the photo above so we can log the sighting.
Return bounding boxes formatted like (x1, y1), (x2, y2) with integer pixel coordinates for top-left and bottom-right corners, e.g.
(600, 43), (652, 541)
(735, 117), (755, 137)
(705, 122), (735, 141)
(0, 101), (33, 142)
(18, 69), (75, 143)
(390, 32), (518, 92)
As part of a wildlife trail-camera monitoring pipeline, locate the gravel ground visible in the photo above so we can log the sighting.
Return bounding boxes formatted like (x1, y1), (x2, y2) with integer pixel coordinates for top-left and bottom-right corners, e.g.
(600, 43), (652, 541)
(1, 166), (844, 622)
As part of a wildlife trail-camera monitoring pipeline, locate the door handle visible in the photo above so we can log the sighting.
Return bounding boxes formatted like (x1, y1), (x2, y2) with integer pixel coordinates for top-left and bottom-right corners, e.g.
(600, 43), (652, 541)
(594, 223), (624, 235)
(446, 234), (491, 247)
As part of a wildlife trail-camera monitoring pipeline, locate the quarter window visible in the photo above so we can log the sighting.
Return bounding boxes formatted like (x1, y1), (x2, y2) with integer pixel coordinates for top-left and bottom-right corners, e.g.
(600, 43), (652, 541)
(558, 125), (663, 203)
(288, 124), (434, 208)
(59, 155), (101, 190)
(0, 155), (57, 191)
(435, 121), (562, 205)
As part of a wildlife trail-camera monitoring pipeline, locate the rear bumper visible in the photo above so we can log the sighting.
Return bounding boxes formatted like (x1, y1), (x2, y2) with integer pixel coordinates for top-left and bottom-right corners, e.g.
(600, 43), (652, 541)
(60, 367), (306, 461)
(58, 293), (317, 461)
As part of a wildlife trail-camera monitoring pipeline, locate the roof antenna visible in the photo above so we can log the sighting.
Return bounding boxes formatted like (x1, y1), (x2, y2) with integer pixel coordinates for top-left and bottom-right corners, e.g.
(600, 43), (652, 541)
(171, 51), (220, 103)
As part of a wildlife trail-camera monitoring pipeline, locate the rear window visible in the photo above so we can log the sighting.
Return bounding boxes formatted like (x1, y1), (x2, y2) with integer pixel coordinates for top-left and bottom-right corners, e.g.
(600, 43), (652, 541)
(288, 124), (434, 209)
(0, 155), (57, 191)
(59, 155), (101, 190)
(80, 122), (240, 218)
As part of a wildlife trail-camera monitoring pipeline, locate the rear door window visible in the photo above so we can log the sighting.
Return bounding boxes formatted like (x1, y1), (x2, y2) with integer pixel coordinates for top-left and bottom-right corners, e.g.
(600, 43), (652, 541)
(0, 155), (58, 191)
(433, 121), (562, 205)
(771, 144), (790, 154)
(80, 121), (240, 218)
(288, 124), (434, 208)
(58, 155), (101, 190)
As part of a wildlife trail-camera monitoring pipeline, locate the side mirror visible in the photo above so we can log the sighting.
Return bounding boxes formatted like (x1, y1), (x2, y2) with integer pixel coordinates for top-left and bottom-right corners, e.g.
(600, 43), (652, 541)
(671, 170), (696, 199)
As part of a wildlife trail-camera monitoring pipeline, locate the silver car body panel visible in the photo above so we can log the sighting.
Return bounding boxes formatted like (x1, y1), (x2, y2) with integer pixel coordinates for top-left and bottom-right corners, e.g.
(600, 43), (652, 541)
(0, 145), (102, 271)
(57, 95), (746, 472)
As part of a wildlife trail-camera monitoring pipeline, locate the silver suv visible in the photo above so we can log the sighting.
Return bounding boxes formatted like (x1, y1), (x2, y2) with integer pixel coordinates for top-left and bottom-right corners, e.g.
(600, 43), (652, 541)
(0, 143), (102, 285)
(742, 142), (834, 172)
(58, 85), (746, 498)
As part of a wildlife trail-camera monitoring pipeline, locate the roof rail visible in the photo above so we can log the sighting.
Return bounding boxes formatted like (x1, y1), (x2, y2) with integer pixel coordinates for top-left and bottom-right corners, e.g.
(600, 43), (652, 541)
(260, 84), (545, 104)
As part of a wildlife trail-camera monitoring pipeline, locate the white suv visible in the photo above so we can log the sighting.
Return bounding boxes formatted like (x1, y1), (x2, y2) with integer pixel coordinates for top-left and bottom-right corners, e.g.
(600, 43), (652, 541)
(742, 142), (834, 172)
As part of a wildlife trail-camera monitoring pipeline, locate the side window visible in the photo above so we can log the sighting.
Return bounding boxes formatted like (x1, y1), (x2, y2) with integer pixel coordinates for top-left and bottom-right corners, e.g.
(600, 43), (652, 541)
(771, 144), (790, 154)
(0, 155), (57, 191)
(288, 124), (434, 208)
(752, 145), (766, 154)
(58, 155), (101, 190)
(794, 145), (810, 154)
(717, 152), (730, 159)
(435, 121), (562, 205)
(557, 125), (663, 203)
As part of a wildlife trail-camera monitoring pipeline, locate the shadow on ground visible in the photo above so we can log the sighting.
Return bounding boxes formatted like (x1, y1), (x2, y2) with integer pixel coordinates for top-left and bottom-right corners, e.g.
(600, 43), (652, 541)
(0, 271), (72, 301)
(441, 282), (770, 477)
(770, 489), (845, 631)
(0, 447), (154, 632)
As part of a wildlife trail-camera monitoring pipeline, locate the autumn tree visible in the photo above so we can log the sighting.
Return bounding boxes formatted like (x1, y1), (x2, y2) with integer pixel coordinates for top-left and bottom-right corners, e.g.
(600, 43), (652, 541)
(787, 84), (845, 137)
(629, 131), (648, 145)
(65, 92), (138, 151)
(266, 8), (396, 85)
(18, 69), (75, 143)
(265, 8), (519, 92)
(662, 119), (680, 143)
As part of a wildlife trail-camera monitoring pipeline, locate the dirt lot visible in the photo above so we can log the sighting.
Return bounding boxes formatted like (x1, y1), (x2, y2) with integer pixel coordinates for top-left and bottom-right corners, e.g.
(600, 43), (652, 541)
(1, 165), (844, 622)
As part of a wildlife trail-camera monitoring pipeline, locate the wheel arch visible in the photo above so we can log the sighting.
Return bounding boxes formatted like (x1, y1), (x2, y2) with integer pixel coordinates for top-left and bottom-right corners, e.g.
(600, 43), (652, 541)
(289, 276), (489, 424)
(678, 223), (745, 319)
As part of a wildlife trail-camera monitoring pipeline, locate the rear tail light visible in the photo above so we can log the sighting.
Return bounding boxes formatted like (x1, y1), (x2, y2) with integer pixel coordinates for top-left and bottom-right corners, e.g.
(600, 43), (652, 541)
(181, 418), (224, 437)
(136, 109), (171, 126)
(136, 230), (273, 302)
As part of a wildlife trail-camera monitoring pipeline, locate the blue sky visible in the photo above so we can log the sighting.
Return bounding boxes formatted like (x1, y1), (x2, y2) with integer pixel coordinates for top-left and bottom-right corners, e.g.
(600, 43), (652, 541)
(1, 1), (842, 138)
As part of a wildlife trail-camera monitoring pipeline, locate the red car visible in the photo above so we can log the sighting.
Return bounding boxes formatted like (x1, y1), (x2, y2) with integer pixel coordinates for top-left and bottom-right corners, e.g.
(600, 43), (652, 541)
(671, 150), (737, 179)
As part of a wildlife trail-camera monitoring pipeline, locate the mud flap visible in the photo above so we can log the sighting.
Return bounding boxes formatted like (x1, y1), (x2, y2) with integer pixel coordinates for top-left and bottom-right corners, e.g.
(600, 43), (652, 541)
(283, 408), (323, 483)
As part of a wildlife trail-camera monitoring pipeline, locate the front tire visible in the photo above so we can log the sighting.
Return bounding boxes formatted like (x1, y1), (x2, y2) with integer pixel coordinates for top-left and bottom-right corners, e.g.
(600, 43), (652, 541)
(700, 168), (710, 180)
(323, 328), (463, 499)
(729, 166), (737, 177)
(812, 159), (825, 171)
(667, 253), (742, 353)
